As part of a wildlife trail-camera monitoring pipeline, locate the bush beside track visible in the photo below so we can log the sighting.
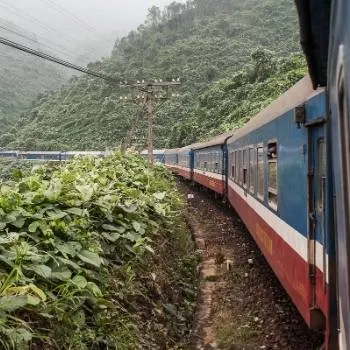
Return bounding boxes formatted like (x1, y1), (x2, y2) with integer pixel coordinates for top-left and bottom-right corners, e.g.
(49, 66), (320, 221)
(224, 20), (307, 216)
(0, 152), (197, 349)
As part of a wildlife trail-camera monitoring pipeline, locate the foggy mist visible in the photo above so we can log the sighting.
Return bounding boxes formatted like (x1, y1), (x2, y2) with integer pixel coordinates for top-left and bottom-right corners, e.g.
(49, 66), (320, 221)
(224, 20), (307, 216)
(0, 0), (185, 61)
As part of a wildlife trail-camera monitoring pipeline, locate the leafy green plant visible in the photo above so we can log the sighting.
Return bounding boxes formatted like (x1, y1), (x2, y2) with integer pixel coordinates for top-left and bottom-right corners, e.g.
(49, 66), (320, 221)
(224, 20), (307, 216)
(0, 151), (196, 349)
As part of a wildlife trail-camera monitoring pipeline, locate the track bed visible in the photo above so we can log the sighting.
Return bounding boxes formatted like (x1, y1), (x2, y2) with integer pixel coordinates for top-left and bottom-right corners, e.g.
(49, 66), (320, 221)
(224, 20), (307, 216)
(179, 181), (324, 349)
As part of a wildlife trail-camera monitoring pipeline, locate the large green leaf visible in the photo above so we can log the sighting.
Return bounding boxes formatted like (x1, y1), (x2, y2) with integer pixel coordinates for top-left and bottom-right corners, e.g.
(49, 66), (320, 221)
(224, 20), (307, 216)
(86, 282), (102, 297)
(26, 264), (52, 278)
(75, 184), (94, 202)
(78, 250), (102, 268)
(71, 275), (87, 289)
(101, 231), (120, 242)
(0, 295), (29, 312)
(65, 207), (86, 216)
(102, 224), (125, 233)
(51, 267), (72, 281)
(153, 192), (166, 200)
(28, 221), (40, 233)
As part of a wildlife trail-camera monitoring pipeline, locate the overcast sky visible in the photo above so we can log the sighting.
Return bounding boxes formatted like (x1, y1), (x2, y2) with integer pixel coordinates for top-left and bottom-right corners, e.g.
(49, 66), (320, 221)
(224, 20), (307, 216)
(0, 0), (184, 60)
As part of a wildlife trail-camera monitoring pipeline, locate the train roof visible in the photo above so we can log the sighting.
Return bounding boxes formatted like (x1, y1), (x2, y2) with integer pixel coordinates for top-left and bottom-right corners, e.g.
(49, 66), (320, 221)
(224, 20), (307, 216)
(140, 149), (165, 155)
(64, 151), (106, 155)
(227, 75), (324, 143)
(20, 151), (61, 154)
(294, 1), (330, 88)
(164, 148), (180, 155)
(192, 131), (234, 150)
(178, 141), (203, 153)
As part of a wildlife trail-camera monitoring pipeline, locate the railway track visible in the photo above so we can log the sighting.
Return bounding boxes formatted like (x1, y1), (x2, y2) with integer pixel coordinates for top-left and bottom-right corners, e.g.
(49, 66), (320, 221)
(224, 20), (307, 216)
(179, 181), (324, 350)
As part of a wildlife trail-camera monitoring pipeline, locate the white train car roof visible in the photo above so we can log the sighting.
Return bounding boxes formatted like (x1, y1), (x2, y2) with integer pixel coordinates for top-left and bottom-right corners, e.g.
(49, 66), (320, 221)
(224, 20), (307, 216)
(21, 151), (61, 154)
(140, 149), (165, 155)
(164, 148), (180, 155)
(227, 75), (323, 143)
(65, 151), (106, 155)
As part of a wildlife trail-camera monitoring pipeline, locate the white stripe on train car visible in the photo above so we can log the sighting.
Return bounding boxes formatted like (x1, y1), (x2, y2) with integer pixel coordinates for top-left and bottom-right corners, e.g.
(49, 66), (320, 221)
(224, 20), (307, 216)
(193, 168), (223, 181)
(173, 165), (191, 172)
(228, 179), (328, 281)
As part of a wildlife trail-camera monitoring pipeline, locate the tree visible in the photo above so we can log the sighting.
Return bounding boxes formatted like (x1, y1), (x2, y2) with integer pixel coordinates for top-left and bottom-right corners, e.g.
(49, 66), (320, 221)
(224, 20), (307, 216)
(147, 6), (161, 27)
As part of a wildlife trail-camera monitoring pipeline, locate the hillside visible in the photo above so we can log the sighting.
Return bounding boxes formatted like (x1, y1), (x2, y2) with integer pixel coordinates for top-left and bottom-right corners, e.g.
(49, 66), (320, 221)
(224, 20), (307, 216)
(0, 18), (71, 128)
(3, 0), (305, 151)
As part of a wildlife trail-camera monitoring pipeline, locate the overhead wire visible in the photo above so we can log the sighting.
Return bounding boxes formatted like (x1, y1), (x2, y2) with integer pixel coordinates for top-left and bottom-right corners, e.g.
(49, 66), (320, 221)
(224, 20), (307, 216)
(0, 0), (96, 59)
(38, 0), (99, 34)
(0, 36), (142, 91)
(0, 24), (81, 61)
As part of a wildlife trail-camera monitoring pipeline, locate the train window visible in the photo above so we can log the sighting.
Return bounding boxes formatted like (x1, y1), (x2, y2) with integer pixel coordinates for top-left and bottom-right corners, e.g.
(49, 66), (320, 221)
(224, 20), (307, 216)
(268, 141), (278, 209)
(318, 140), (326, 209)
(238, 150), (242, 184)
(243, 149), (248, 188)
(257, 146), (264, 198)
(231, 152), (235, 179)
(249, 147), (255, 193)
(235, 151), (238, 181)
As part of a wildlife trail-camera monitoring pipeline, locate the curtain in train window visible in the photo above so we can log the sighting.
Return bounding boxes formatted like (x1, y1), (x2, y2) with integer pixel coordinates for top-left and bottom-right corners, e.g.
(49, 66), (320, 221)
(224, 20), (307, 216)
(257, 146), (264, 198)
(268, 141), (278, 208)
(238, 150), (242, 184)
(243, 149), (248, 188)
(231, 152), (235, 179)
(235, 151), (238, 181)
(249, 147), (255, 193)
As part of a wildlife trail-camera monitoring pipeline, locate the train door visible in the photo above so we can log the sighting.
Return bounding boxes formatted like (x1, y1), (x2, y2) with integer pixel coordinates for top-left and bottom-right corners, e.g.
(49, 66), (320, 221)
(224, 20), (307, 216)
(308, 122), (327, 330)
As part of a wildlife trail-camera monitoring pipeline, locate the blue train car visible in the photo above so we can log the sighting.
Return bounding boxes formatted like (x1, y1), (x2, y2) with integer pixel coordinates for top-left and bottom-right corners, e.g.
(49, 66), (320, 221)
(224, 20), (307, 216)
(19, 151), (62, 161)
(0, 150), (18, 159)
(140, 149), (165, 163)
(226, 76), (330, 334)
(192, 133), (232, 195)
(177, 146), (194, 180)
(164, 148), (180, 174)
(169, 76), (337, 348)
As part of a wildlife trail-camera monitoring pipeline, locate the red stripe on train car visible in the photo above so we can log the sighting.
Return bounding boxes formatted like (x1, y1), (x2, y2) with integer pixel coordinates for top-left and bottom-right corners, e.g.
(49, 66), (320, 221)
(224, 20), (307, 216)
(193, 171), (224, 194)
(228, 185), (328, 328)
(177, 167), (192, 180)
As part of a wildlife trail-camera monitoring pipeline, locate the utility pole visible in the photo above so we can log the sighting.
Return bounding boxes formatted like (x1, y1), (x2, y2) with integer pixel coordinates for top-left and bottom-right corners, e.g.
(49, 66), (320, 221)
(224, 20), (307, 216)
(146, 91), (154, 162)
(119, 79), (181, 163)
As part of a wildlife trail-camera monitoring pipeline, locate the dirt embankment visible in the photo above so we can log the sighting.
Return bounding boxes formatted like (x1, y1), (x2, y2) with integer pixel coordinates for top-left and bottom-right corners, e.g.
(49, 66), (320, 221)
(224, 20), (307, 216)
(179, 181), (323, 350)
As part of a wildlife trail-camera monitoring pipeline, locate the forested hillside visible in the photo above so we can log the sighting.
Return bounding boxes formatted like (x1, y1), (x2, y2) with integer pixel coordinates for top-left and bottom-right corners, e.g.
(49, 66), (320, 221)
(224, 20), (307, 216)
(3, 0), (305, 151)
(0, 18), (70, 129)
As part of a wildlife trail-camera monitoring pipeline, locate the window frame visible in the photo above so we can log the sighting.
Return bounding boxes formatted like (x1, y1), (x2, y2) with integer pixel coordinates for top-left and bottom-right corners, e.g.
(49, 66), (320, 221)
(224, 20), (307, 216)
(231, 151), (235, 179)
(249, 146), (255, 194)
(267, 139), (278, 210)
(257, 144), (265, 200)
(243, 148), (248, 189)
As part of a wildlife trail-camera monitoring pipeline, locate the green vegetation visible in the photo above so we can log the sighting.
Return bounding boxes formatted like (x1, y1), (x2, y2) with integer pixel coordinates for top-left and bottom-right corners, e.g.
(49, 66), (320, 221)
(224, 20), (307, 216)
(0, 18), (69, 131)
(0, 152), (197, 349)
(0, 160), (55, 182)
(2, 0), (304, 151)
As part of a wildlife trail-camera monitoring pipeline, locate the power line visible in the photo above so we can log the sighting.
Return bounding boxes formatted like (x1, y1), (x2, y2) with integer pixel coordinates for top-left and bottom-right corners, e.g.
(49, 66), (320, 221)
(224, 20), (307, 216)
(0, 24), (81, 61)
(0, 35), (123, 84)
(0, 0), (95, 57)
(38, 0), (99, 34)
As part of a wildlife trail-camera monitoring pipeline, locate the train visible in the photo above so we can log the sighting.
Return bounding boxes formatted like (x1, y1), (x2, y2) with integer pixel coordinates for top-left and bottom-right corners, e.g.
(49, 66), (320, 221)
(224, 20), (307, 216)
(161, 1), (350, 348)
(0, 150), (108, 161)
(140, 149), (166, 163)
